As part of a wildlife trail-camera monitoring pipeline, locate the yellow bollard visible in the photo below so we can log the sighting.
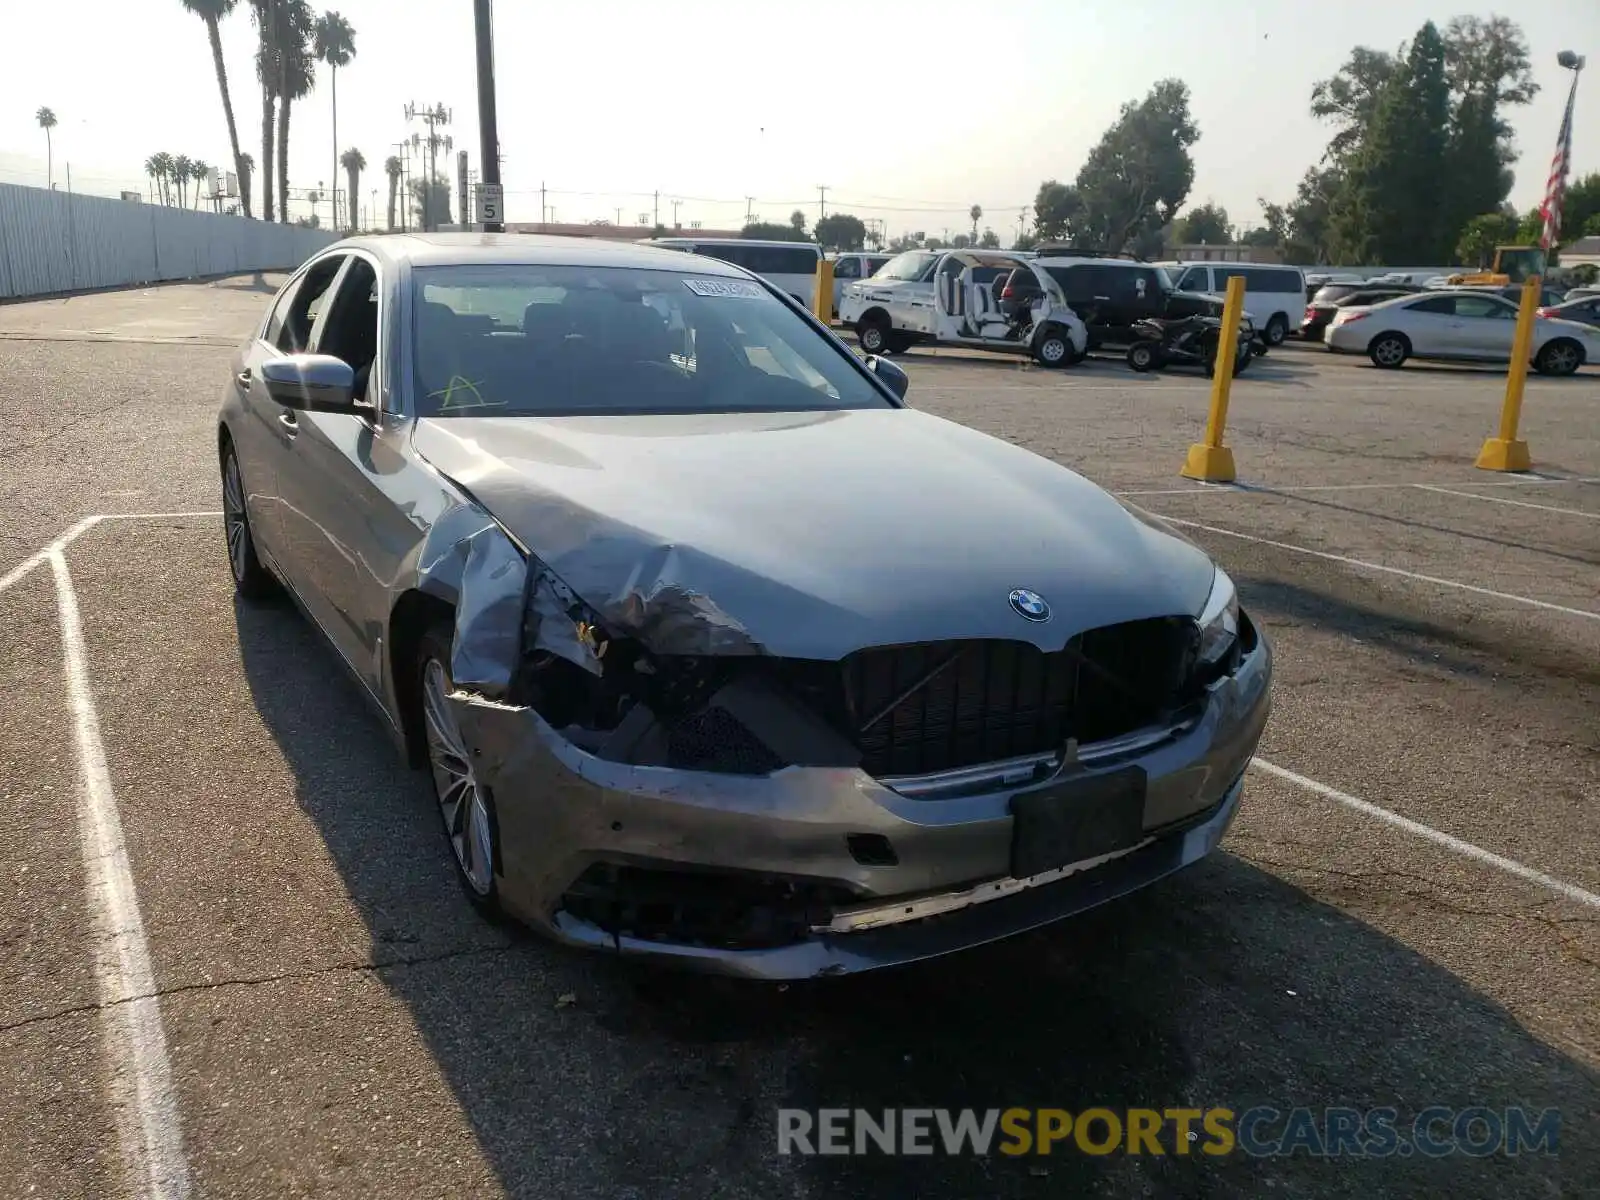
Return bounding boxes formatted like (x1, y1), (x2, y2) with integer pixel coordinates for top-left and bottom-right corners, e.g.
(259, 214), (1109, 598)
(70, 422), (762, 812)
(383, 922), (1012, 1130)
(1475, 275), (1539, 473)
(813, 258), (835, 326)
(1180, 274), (1246, 482)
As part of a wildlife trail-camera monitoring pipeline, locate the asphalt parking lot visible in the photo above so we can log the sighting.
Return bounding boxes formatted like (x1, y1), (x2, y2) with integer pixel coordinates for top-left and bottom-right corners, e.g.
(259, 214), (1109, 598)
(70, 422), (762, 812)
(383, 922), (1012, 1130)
(2, 276), (1597, 1199)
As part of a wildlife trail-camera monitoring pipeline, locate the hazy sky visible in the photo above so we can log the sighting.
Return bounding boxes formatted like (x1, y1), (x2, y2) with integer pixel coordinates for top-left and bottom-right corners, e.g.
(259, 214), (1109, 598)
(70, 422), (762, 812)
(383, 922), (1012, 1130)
(2, 0), (1597, 236)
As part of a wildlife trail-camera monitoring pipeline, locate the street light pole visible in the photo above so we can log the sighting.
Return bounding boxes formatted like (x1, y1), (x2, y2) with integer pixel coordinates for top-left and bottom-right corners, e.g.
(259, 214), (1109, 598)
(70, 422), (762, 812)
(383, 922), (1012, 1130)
(474, 0), (504, 232)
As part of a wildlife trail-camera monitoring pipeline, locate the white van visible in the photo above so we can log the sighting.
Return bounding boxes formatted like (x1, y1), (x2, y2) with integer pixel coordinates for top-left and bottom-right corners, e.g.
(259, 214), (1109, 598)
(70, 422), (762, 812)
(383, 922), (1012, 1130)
(645, 238), (823, 309)
(827, 251), (893, 316)
(1164, 262), (1307, 346)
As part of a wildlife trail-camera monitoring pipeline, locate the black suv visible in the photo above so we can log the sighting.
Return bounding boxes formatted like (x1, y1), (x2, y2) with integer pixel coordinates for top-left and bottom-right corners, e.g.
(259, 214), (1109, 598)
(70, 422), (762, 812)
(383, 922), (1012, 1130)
(1000, 255), (1244, 352)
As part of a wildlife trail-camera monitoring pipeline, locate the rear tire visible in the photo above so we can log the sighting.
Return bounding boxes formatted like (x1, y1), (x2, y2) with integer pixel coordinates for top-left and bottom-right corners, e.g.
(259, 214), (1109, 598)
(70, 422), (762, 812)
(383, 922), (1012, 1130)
(1264, 315), (1288, 346)
(1534, 338), (1583, 377)
(856, 313), (890, 355)
(221, 442), (278, 600)
(1033, 328), (1072, 368)
(1368, 333), (1410, 369)
(416, 623), (503, 918)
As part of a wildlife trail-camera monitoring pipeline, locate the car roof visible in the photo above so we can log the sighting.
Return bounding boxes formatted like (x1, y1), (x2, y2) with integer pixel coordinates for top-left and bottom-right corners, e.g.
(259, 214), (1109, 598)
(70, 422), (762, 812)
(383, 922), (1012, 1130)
(1033, 255), (1156, 268)
(332, 232), (748, 276)
(646, 237), (820, 251)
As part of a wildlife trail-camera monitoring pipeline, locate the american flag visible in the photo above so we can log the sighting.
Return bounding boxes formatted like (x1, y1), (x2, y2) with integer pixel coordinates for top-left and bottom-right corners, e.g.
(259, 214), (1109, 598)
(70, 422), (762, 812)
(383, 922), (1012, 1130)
(1540, 74), (1580, 250)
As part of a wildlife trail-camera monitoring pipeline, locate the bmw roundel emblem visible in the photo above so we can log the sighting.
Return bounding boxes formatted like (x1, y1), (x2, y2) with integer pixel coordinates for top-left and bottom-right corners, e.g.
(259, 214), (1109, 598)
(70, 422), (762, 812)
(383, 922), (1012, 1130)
(1009, 589), (1051, 622)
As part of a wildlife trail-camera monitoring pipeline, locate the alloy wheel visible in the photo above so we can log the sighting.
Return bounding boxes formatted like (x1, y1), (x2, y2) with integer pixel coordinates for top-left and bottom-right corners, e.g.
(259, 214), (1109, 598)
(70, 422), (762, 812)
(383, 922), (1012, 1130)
(1372, 337), (1405, 367)
(223, 453), (249, 583)
(1541, 343), (1580, 376)
(422, 658), (495, 897)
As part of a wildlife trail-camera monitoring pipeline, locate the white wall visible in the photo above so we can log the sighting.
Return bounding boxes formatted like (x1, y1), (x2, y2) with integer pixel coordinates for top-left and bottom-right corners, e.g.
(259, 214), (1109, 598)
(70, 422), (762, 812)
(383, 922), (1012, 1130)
(0, 182), (337, 300)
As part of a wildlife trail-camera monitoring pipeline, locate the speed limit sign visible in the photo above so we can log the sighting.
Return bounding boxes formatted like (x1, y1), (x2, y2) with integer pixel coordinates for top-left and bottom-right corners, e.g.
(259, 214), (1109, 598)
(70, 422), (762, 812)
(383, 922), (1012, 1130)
(474, 183), (503, 224)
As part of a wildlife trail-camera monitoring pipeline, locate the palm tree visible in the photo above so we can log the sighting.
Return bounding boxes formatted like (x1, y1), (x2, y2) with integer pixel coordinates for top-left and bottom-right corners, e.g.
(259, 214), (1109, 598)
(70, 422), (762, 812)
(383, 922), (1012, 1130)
(173, 155), (196, 208)
(275, 0), (316, 223)
(180, 0), (250, 217)
(313, 12), (356, 227)
(151, 151), (176, 205)
(969, 204), (982, 243)
(191, 159), (211, 208)
(236, 152), (254, 214)
(340, 147), (365, 231)
(36, 107), (57, 190)
(144, 154), (163, 204)
(384, 154), (401, 232)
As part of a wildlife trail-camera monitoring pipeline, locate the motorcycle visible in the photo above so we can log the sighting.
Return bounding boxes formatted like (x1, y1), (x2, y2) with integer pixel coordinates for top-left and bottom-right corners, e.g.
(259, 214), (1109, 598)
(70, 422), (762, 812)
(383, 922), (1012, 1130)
(1125, 315), (1255, 376)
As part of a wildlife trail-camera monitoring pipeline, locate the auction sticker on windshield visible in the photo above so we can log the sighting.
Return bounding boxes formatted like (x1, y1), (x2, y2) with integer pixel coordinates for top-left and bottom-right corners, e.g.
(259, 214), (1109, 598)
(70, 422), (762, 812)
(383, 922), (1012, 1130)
(683, 278), (765, 298)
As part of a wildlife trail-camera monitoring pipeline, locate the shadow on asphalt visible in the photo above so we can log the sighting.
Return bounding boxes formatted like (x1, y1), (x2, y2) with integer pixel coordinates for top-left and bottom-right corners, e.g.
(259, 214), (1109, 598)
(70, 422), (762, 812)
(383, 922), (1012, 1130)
(233, 597), (1597, 1200)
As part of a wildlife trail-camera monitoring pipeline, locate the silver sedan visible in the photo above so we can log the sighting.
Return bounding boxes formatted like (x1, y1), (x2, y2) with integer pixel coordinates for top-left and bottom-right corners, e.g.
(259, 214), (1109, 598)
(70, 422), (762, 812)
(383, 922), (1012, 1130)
(1325, 288), (1600, 374)
(218, 234), (1271, 979)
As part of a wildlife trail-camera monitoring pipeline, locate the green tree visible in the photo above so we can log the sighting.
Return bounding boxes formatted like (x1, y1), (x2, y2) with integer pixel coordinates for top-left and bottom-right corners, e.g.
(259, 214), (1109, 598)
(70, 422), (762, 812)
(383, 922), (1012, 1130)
(1561, 173), (1600, 245)
(788, 209), (808, 234)
(1331, 21), (1451, 264)
(968, 204), (982, 242)
(340, 146), (364, 231)
(1440, 16), (1537, 244)
(1455, 211), (1520, 267)
(741, 221), (810, 243)
(180, 0), (250, 217)
(978, 228), (1000, 249)
(1311, 46), (1399, 163)
(314, 11), (356, 227)
(36, 107), (57, 190)
(1032, 180), (1082, 242)
(1585, 213), (1600, 239)
(1073, 79), (1200, 253)
(144, 153), (167, 205)
(250, 0), (281, 220)
(814, 212), (866, 251)
(1172, 203), (1232, 244)
(384, 154), (402, 231)
(236, 151), (254, 215)
(410, 176), (451, 228)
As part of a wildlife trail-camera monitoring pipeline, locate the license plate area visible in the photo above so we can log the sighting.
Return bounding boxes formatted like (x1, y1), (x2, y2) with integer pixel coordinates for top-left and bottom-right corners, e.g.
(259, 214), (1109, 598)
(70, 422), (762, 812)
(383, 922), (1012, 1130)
(1009, 767), (1148, 879)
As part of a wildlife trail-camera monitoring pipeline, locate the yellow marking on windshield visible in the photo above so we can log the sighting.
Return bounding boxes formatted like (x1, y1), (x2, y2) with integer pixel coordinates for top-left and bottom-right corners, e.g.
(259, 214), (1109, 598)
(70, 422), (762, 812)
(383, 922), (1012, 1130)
(427, 374), (502, 410)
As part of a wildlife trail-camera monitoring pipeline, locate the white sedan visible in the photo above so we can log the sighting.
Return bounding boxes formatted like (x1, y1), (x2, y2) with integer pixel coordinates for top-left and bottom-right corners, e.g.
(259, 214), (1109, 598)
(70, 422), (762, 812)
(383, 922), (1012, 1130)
(1326, 289), (1600, 376)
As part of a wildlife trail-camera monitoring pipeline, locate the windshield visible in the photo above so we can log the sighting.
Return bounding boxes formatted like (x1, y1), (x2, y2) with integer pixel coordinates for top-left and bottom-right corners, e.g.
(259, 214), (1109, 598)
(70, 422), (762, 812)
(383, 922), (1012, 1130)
(871, 251), (938, 282)
(1153, 266), (1177, 292)
(412, 265), (892, 418)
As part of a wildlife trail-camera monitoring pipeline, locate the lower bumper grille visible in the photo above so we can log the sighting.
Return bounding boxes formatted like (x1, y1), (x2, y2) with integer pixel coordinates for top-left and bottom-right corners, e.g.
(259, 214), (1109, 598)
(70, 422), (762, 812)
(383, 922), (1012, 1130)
(772, 619), (1200, 779)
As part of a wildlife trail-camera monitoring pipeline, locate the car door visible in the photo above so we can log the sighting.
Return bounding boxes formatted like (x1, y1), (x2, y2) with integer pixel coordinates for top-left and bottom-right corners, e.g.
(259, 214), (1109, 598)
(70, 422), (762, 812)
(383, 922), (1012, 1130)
(270, 253), (408, 692)
(237, 255), (348, 567)
(1386, 294), (1455, 356)
(1446, 293), (1518, 359)
(229, 272), (306, 566)
(831, 254), (860, 312)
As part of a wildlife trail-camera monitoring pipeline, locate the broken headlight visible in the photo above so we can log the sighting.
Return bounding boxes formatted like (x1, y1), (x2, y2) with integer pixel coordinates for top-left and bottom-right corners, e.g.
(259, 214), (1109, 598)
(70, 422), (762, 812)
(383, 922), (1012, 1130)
(1196, 567), (1240, 669)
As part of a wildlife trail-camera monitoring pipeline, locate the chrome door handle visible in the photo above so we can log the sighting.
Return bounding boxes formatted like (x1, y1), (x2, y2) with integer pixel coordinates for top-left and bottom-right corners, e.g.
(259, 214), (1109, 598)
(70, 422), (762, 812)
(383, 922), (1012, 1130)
(236, 369), (252, 388)
(278, 412), (299, 433)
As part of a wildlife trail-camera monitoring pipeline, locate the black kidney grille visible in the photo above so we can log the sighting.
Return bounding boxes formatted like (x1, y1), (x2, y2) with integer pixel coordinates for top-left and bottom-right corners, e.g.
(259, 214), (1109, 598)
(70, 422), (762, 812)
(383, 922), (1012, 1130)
(833, 618), (1198, 779)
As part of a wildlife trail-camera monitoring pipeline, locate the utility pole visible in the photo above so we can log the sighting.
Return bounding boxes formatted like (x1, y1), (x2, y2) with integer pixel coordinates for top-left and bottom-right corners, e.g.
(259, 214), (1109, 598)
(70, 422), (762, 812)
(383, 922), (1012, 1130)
(615, 207), (622, 226)
(745, 196), (755, 225)
(405, 102), (453, 231)
(1017, 207), (1026, 244)
(473, 0), (504, 232)
(817, 185), (828, 224)
(540, 181), (546, 225)
(653, 190), (659, 228)
(672, 198), (681, 228)
(457, 150), (469, 231)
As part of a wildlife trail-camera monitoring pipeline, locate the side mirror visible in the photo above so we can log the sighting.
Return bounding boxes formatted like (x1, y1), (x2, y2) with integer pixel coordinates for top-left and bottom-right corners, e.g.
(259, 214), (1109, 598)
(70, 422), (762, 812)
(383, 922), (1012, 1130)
(261, 354), (361, 413)
(865, 354), (909, 400)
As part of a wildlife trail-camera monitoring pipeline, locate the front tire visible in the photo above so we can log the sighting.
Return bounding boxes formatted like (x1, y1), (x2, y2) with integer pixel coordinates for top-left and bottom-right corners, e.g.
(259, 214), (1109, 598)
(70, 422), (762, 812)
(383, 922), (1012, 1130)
(221, 442), (277, 600)
(1534, 338), (1583, 377)
(1368, 333), (1410, 369)
(417, 624), (502, 916)
(1127, 342), (1159, 372)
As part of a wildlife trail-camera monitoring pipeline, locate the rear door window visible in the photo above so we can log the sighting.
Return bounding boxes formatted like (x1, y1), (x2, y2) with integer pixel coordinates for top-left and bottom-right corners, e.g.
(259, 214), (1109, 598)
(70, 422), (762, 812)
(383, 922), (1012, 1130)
(1407, 295), (1457, 315)
(833, 257), (861, 279)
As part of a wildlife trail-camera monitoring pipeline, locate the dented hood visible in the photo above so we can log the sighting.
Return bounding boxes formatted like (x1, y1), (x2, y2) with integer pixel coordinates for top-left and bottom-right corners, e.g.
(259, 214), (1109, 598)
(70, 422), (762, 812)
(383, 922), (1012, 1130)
(411, 409), (1215, 658)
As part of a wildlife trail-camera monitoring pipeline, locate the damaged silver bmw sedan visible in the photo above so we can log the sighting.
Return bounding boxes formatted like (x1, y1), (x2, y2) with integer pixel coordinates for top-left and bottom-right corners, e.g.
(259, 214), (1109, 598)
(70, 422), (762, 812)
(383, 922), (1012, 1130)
(218, 234), (1271, 979)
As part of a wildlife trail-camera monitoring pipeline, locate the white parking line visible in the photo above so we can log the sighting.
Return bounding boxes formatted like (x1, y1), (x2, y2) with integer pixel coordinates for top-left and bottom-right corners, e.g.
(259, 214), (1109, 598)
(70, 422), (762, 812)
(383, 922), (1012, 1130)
(51, 549), (192, 1199)
(1135, 510), (1600, 621)
(0, 512), (221, 596)
(1113, 477), (1600, 498)
(1252, 758), (1600, 911)
(1412, 483), (1600, 519)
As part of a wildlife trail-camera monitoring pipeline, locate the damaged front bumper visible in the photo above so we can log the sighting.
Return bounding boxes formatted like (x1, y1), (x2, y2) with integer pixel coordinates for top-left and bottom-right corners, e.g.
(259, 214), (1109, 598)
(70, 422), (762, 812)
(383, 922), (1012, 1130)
(447, 615), (1272, 980)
